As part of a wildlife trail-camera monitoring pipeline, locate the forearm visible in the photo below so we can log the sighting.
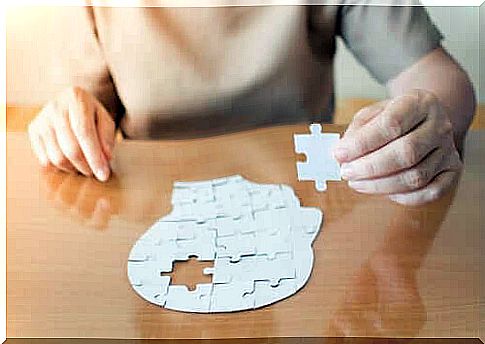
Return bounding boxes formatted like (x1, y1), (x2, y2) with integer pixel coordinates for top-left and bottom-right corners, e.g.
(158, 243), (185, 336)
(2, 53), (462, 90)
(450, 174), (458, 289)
(386, 47), (476, 151)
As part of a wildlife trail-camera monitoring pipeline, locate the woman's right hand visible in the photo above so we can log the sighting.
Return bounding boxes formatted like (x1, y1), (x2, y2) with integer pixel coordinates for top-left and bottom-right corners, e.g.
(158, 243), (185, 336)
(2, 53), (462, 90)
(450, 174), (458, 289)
(28, 87), (116, 182)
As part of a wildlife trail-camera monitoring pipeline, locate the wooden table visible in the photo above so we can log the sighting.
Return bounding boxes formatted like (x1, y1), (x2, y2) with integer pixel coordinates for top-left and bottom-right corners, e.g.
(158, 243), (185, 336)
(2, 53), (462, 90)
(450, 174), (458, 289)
(6, 119), (484, 342)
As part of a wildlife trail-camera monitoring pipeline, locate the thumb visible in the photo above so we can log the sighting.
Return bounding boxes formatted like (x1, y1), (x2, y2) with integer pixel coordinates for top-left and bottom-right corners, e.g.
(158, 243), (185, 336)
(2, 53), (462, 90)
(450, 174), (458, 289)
(95, 103), (116, 161)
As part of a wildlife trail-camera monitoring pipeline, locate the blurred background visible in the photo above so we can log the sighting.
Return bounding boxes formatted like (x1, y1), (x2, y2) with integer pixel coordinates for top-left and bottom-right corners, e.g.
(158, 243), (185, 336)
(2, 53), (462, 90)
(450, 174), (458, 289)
(5, 5), (484, 129)
(336, 6), (482, 101)
(333, 5), (483, 126)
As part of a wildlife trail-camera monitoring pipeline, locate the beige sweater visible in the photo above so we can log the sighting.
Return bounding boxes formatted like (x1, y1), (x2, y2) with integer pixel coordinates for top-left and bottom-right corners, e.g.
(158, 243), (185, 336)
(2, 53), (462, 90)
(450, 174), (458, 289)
(7, 3), (442, 138)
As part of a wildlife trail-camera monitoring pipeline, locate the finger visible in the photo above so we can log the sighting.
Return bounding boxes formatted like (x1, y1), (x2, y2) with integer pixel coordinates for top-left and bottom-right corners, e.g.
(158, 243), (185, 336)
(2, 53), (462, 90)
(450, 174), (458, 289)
(39, 122), (76, 173)
(343, 101), (386, 138)
(348, 147), (447, 194)
(95, 102), (115, 161)
(340, 117), (441, 181)
(28, 123), (49, 167)
(49, 110), (93, 177)
(334, 93), (429, 163)
(68, 89), (110, 182)
(388, 171), (459, 206)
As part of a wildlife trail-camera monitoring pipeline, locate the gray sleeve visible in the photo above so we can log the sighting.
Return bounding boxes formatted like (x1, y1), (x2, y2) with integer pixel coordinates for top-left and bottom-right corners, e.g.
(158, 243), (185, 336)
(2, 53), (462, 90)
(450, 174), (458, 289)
(338, 2), (443, 84)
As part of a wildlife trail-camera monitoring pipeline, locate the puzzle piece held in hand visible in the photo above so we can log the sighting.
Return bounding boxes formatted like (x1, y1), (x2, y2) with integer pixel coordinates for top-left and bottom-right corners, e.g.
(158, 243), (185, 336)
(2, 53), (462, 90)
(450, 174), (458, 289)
(294, 123), (341, 191)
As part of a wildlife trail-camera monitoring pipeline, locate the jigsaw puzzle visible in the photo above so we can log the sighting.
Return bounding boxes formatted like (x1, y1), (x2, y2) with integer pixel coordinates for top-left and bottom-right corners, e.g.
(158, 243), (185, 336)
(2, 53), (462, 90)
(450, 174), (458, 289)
(294, 123), (342, 191)
(127, 175), (323, 313)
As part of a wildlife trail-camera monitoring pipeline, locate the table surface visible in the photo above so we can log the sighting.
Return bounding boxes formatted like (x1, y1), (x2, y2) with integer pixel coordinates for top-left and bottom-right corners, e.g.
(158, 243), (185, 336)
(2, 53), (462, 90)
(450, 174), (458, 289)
(6, 121), (484, 340)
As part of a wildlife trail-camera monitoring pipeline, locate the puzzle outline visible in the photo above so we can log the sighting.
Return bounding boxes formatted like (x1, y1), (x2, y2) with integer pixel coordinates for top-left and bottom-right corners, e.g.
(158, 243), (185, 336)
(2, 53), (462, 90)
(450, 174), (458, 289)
(127, 175), (323, 313)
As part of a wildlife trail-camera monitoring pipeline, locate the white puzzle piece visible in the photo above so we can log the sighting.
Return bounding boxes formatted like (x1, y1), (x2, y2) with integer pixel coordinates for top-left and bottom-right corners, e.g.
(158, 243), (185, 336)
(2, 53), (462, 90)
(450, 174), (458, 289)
(294, 123), (341, 191)
(215, 232), (257, 262)
(132, 279), (171, 306)
(127, 175), (323, 313)
(203, 254), (295, 287)
(254, 279), (297, 307)
(210, 281), (256, 312)
(254, 229), (292, 260)
(165, 284), (213, 312)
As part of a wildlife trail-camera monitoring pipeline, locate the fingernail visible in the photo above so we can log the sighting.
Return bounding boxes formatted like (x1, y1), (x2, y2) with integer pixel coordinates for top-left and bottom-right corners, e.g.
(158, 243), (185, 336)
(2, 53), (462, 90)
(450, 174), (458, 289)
(348, 180), (363, 191)
(96, 166), (110, 182)
(333, 147), (348, 161)
(388, 194), (403, 204)
(340, 163), (354, 180)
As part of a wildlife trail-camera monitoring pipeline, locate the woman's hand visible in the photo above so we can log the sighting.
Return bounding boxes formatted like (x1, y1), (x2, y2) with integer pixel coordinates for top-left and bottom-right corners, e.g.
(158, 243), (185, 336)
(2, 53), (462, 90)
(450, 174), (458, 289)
(333, 89), (463, 206)
(28, 87), (115, 182)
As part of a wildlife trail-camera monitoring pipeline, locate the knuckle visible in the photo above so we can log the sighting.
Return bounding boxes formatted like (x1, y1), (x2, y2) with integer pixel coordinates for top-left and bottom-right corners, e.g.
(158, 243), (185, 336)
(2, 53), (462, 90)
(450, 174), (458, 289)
(379, 115), (402, 139)
(34, 121), (48, 135)
(354, 107), (370, 122)
(421, 91), (438, 106)
(361, 159), (377, 177)
(46, 112), (62, 127)
(396, 94), (420, 109)
(354, 109), (365, 119)
(354, 135), (369, 154)
(68, 86), (86, 101)
(399, 139), (419, 166)
(446, 149), (463, 171)
(438, 119), (454, 138)
(51, 153), (69, 168)
(40, 102), (62, 123)
(106, 114), (115, 127)
(453, 156), (464, 171)
(404, 169), (428, 189)
(64, 145), (83, 161)
(75, 119), (92, 138)
(419, 91), (440, 117)
(44, 100), (56, 113)
(395, 94), (415, 103)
